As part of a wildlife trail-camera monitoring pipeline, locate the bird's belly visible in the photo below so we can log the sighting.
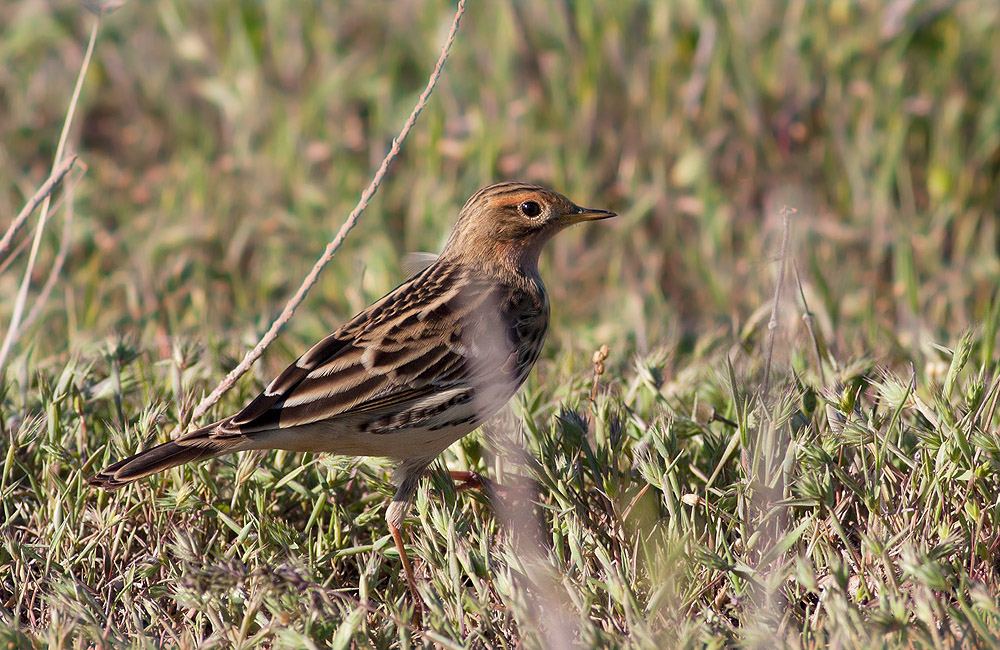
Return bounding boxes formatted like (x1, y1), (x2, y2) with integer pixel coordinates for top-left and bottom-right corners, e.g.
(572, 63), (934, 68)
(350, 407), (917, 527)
(245, 409), (483, 460)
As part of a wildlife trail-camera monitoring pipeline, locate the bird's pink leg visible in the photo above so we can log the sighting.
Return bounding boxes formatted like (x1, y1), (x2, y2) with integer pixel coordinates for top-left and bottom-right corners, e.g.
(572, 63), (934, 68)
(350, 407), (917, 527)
(388, 520), (423, 627)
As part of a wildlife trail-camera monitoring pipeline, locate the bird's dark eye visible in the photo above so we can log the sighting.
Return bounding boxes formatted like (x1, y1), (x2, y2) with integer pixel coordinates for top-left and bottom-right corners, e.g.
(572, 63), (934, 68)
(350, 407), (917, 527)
(519, 200), (542, 218)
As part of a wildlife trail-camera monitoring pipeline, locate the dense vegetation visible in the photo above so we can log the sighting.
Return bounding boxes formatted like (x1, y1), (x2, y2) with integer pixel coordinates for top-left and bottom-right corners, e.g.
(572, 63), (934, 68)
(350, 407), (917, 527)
(2, 1), (1000, 647)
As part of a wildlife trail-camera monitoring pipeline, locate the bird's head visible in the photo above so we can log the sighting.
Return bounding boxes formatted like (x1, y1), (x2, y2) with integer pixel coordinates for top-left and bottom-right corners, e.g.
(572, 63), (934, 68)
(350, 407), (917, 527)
(440, 182), (616, 272)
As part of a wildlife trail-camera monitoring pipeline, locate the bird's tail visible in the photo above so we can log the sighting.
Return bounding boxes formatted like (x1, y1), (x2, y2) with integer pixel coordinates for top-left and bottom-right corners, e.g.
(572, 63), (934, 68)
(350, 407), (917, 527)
(88, 424), (227, 490)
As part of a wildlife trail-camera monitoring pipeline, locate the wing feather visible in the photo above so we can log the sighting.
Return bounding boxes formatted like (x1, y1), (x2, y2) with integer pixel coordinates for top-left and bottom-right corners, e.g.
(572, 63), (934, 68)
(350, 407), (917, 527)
(217, 261), (515, 438)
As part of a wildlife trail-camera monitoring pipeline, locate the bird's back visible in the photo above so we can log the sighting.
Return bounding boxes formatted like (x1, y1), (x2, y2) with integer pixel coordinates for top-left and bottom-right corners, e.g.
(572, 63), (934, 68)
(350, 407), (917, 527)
(211, 259), (550, 459)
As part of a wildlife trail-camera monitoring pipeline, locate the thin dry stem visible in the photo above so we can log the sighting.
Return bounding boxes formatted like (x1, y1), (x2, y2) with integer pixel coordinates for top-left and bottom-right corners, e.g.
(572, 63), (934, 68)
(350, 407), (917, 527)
(762, 205), (795, 397)
(0, 233), (32, 276)
(0, 19), (99, 374)
(0, 184), (75, 277)
(191, 0), (467, 423)
(21, 178), (77, 334)
(793, 262), (825, 386)
(590, 343), (609, 402)
(0, 154), (79, 264)
(972, 371), (1000, 429)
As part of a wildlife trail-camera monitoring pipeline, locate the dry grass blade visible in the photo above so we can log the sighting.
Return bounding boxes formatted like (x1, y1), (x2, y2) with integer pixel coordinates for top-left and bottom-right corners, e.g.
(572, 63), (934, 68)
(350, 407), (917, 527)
(793, 262), (825, 386)
(20, 178), (78, 335)
(762, 205), (795, 397)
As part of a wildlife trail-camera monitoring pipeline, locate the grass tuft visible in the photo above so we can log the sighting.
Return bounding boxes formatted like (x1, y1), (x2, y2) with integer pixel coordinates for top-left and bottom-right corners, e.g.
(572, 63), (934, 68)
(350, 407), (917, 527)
(4, 1), (1000, 647)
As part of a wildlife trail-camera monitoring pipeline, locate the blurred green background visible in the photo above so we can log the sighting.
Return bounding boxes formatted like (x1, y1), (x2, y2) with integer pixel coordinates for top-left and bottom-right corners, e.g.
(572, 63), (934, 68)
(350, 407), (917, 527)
(3, 0), (998, 372)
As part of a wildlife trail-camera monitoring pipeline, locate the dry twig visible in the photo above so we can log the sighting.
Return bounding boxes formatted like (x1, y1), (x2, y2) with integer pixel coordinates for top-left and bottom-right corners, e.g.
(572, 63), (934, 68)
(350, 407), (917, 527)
(0, 154), (79, 264)
(21, 178), (78, 334)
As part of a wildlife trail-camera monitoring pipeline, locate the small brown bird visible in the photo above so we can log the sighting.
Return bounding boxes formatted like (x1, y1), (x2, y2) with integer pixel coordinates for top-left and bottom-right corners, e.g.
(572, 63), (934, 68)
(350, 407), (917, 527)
(89, 181), (615, 606)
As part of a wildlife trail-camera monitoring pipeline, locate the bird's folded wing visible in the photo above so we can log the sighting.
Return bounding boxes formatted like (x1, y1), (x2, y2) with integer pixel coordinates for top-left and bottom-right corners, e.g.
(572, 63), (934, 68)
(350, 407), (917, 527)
(214, 264), (510, 437)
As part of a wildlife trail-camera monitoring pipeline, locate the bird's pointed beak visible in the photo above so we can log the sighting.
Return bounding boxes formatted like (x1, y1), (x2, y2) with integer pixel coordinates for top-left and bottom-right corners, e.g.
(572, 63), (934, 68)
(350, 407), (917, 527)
(565, 205), (617, 223)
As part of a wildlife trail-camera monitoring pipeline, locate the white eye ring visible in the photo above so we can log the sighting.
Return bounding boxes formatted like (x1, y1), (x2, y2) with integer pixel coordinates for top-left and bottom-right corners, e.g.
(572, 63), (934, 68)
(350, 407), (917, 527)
(519, 201), (542, 217)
